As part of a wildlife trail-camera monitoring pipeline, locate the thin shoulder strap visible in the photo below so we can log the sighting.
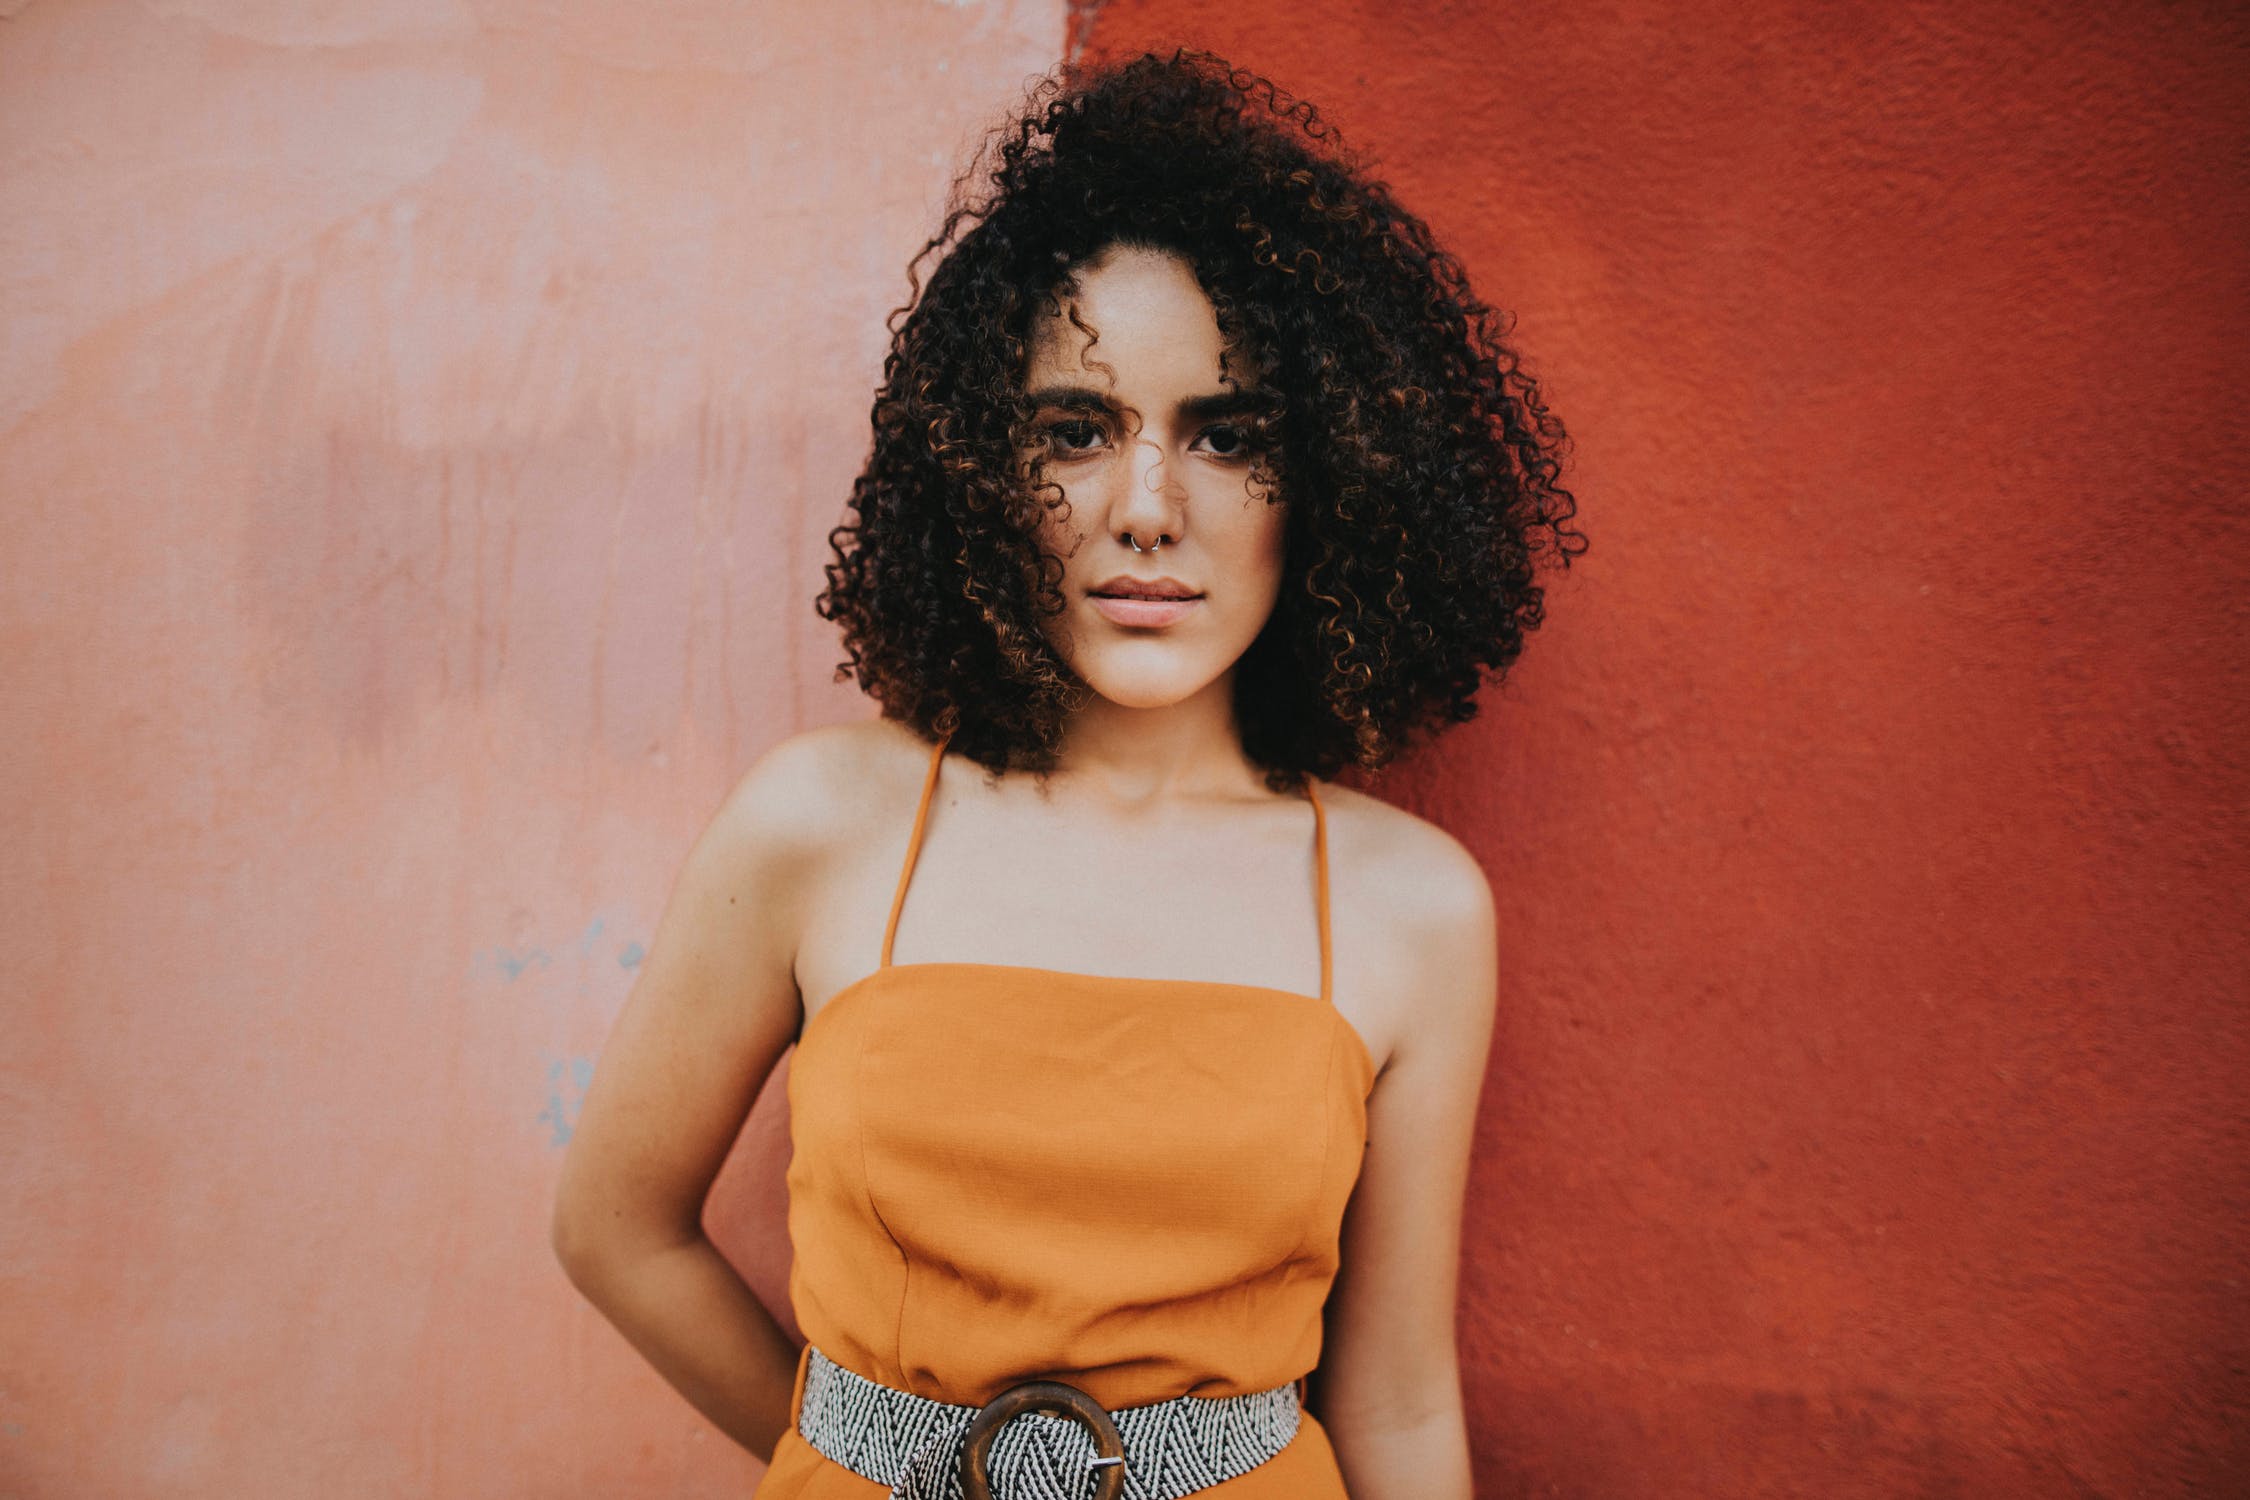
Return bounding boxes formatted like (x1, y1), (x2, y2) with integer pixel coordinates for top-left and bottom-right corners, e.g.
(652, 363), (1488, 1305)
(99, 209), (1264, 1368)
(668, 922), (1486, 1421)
(880, 728), (952, 968)
(1305, 777), (1334, 1005)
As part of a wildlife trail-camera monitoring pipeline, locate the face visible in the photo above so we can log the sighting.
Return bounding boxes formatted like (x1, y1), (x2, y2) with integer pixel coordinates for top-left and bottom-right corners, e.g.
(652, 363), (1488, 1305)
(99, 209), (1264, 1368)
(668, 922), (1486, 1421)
(1019, 244), (1289, 714)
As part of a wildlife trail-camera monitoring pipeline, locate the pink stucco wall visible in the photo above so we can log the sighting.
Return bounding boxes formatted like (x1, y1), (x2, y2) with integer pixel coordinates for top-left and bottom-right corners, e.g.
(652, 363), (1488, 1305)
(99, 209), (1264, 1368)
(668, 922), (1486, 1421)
(0, 2), (1059, 1493)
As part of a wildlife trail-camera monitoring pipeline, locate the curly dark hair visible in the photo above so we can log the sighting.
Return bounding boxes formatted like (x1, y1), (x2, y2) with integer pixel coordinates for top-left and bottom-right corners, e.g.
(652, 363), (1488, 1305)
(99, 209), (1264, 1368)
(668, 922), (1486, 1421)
(816, 47), (1586, 790)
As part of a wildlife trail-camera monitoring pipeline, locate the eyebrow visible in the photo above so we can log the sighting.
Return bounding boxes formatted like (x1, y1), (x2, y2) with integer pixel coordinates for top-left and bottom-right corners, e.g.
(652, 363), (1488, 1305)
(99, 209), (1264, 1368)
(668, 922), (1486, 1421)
(1025, 383), (1274, 423)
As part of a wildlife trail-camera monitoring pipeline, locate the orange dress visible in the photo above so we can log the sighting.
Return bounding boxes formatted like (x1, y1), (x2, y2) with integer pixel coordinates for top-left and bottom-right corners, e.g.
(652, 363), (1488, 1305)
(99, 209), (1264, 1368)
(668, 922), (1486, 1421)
(753, 731), (1375, 1498)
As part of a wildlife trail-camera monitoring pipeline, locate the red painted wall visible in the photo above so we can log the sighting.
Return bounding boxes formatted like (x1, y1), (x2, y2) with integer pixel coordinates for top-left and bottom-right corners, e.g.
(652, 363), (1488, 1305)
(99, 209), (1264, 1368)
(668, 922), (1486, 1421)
(1069, 3), (2250, 1496)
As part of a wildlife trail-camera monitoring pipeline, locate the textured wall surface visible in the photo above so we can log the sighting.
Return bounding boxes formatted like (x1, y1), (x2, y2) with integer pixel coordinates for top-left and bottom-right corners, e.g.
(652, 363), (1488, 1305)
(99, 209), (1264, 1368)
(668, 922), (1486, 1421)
(1070, 2), (2250, 1496)
(0, 1), (1059, 1493)
(8, 0), (2246, 1496)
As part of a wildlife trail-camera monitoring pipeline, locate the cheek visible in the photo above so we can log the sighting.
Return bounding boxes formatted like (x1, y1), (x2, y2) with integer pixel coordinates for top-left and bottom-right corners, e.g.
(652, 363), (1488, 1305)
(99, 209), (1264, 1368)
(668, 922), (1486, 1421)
(1207, 503), (1290, 638)
(1244, 503), (1290, 590)
(1258, 504), (1289, 564)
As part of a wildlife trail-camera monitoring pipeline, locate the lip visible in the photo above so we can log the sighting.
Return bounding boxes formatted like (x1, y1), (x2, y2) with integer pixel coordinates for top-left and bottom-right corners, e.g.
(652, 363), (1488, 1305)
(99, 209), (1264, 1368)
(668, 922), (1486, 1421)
(1088, 574), (1202, 628)
(1090, 574), (1201, 600)
(1089, 593), (1201, 628)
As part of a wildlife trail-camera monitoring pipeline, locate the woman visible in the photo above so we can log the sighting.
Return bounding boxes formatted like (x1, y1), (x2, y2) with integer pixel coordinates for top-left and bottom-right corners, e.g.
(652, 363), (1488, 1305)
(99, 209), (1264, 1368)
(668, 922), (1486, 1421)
(553, 49), (1583, 1500)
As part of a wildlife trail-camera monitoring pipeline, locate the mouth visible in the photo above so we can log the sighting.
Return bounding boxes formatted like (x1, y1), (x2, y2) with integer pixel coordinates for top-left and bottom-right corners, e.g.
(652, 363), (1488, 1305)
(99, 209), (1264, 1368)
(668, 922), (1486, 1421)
(1088, 587), (1202, 628)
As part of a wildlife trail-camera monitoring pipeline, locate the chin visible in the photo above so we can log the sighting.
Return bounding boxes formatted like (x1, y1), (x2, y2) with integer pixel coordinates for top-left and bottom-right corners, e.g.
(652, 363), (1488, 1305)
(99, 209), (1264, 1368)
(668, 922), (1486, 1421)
(1072, 653), (1228, 710)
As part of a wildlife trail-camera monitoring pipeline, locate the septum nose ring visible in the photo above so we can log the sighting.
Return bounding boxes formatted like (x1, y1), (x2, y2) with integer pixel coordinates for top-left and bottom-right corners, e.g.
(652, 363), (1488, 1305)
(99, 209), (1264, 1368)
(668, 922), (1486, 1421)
(1127, 534), (1170, 553)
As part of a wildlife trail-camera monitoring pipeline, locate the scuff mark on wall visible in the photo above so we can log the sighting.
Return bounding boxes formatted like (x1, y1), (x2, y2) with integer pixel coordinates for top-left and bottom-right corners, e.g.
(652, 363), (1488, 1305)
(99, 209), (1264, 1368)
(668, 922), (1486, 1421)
(537, 1053), (596, 1147)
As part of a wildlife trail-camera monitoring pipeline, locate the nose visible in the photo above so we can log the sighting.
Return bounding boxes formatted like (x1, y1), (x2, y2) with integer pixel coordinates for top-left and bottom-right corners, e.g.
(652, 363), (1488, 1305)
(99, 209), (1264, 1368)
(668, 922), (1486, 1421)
(1114, 428), (1184, 549)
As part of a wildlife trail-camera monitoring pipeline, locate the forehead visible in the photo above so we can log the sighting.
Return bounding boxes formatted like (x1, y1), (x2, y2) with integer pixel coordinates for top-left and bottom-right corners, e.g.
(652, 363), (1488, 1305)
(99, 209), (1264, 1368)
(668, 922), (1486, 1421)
(1025, 245), (1241, 390)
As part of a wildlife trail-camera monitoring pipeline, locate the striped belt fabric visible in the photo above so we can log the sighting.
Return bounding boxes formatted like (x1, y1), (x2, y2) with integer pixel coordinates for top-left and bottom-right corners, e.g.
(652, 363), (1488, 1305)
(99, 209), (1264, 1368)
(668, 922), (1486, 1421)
(796, 1343), (1304, 1500)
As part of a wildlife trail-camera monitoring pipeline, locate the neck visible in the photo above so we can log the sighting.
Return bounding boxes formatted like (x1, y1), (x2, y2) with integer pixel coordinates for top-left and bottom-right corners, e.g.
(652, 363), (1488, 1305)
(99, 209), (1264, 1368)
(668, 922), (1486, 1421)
(1047, 673), (1262, 806)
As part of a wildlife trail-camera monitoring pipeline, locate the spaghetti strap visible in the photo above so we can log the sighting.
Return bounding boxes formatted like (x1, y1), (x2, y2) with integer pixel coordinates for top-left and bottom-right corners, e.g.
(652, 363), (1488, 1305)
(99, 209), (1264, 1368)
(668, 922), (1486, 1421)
(1305, 777), (1334, 1006)
(880, 728), (952, 968)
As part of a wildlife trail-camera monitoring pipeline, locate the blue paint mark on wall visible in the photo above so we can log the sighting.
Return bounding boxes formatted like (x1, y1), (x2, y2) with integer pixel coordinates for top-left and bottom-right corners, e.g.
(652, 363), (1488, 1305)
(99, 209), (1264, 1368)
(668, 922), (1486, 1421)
(480, 944), (555, 981)
(469, 909), (649, 989)
(538, 1053), (597, 1147)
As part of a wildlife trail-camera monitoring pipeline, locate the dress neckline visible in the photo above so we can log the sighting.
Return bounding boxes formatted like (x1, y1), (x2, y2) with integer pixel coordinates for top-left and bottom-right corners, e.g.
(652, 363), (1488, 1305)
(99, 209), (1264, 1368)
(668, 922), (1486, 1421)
(824, 727), (1370, 1079)
(802, 958), (1379, 1087)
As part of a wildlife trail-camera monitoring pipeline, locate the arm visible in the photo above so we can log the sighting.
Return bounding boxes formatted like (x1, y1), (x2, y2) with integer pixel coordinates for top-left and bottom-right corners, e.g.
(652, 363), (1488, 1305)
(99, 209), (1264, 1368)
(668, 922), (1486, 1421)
(1314, 832), (1499, 1500)
(549, 729), (840, 1461)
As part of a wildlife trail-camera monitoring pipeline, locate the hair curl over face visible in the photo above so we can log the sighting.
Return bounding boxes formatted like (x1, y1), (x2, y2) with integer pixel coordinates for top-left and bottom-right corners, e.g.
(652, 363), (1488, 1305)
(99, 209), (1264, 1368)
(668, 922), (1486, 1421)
(816, 48), (1587, 789)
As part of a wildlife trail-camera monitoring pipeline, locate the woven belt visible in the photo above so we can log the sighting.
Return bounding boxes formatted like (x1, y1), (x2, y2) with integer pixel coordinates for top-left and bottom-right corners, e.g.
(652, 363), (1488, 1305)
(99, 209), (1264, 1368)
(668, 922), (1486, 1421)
(796, 1343), (1303, 1500)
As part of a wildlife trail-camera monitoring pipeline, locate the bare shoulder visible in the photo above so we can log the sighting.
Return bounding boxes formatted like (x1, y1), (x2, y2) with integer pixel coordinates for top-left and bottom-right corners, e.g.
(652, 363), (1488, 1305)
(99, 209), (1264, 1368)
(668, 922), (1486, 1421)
(551, 717), (943, 1268)
(1314, 777), (1494, 940)
(1311, 777), (1498, 1059)
(712, 717), (935, 869)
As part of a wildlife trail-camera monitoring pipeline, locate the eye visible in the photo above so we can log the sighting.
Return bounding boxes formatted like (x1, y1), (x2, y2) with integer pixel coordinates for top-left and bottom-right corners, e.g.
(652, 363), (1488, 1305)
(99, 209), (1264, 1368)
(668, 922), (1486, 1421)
(1194, 423), (1253, 459)
(1046, 418), (1107, 455)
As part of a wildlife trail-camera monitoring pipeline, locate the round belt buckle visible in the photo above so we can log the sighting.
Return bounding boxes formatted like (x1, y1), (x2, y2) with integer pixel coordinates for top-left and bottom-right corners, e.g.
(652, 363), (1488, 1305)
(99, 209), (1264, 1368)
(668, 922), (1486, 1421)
(959, 1377), (1127, 1500)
